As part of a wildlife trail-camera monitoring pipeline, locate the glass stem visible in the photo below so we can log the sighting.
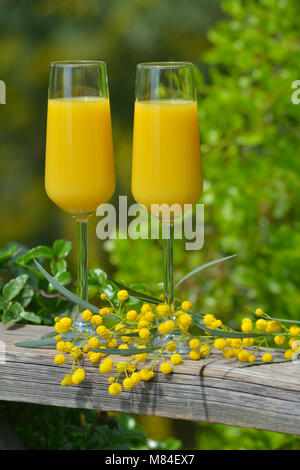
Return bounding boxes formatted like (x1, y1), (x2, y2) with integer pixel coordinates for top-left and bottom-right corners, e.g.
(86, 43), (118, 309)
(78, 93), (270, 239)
(163, 223), (174, 307)
(76, 219), (88, 312)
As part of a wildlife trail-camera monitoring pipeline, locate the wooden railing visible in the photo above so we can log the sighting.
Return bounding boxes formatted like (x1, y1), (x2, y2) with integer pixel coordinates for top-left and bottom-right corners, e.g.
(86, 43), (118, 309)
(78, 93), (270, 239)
(0, 323), (299, 436)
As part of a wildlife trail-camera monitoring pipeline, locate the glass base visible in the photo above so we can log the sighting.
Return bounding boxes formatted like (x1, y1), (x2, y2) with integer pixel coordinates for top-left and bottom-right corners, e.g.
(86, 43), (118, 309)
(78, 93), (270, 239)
(153, 334), (190, 354)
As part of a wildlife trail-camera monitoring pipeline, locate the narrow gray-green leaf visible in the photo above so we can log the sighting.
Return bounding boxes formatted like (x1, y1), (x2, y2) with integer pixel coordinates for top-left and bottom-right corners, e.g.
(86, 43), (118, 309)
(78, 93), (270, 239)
(33, 260), (114, 319)
(90, 345), (159, 356)
(109, 278), (160, 304)
(175, 254), (236, 288)
(15, 338), (57, 348)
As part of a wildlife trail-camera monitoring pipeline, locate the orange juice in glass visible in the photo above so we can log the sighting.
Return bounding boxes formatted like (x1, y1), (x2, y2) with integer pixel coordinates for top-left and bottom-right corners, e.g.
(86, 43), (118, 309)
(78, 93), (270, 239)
(45, 61), (115, 329)
(46, 96), (115, 215)
(132, 62), (202, 309)
(132, 99), (201, 215)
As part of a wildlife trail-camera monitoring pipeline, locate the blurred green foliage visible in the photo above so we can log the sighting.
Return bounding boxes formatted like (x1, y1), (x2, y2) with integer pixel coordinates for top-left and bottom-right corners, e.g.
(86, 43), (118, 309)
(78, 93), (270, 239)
(110, 0), (300, 329)
(0, 0), (299, 452)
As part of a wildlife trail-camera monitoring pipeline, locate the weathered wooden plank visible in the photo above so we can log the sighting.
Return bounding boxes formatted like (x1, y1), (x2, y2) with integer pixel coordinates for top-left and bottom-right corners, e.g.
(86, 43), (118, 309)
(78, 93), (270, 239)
(0, 323), (299, 435)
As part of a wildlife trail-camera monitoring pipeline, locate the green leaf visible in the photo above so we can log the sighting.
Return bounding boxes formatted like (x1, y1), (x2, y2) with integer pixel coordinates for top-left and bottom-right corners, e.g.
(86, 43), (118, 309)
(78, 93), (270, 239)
(2, 274), (28, 301)
(20, 311), (42, 324)
(33, 260), (114, 319)
(89, 268), (107, 285)
(0, 244), (18, 264)
(18, 287), (34, 308)
(53, 239), (72, 259)
(50, 259), (67, 276)
(2, 301), (24, 327)
(16, 246), (53, 265)
(90, 345), (159, 355)
(109, 278), (161, 304)
(175, 254), (236, 288)
(15, 338), (57, 348)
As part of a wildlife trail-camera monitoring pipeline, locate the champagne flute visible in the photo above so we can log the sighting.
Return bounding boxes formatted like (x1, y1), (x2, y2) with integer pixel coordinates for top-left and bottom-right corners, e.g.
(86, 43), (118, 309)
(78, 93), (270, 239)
(131, 62), (202, 340)
(45, 61), (115, 330)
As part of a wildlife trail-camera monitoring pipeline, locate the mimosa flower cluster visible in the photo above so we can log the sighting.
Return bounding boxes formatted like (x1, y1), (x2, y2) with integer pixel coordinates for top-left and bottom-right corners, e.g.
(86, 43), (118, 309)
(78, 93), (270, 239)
(53, 291), (299, 395)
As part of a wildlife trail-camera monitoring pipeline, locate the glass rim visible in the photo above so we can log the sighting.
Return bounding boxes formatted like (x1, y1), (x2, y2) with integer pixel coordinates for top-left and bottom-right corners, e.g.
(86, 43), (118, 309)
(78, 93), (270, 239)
(50, 60), (106, 68)
(136, 61), (194, 69)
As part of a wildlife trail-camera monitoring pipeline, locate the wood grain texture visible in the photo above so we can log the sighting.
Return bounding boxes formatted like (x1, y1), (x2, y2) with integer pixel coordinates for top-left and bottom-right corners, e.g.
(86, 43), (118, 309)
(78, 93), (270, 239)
(0, 323), (299, 435)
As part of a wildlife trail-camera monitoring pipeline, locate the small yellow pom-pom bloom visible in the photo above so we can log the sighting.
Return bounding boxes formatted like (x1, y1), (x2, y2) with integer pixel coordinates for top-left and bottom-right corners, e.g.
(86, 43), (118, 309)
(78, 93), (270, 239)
(131, 372), (141, 384)
(181, 300), (192, 311)
(231, 339), (242, 349)
(214, 319), (222, 328)
(72, 368), (85, 385)
(99, 358), (114, 374)
(54, 316), (60, 323)
(200, 344), (210, 357)
(126, 310), (138, 321)
(203, 314), (215, 325)
(100, 293), (107, 300)
(56, 341), (65, 352)
(109, 383), (122, 395)
(91, 315), (103, 327)
(55, 335), (62, 342)
(139, 328), (151, 340)
(144, 311), (155, 322)
(214, 338), (226, 350)
(123, 377), (135, 390)
(241, 318), (252, 333)
(256, 319), (267, 330)
(118, 344), (129, 351)
(61, 375), (73, 387)
(54, 354), (65, 365)
(139, 368), (154, 381)
(274, 335), (286, 346)
(265, 321), (281, 333)
(284, 349), (293, 359)
(107, 339), (118, 348)
(189, 338), (201, 350)
(117, 290), (128, 302)
(189, 350), (201, 360)
(223, 348), (235, 358)
(96, 325), (110, 339)
(242, 338), (254, 347)
(64, 341), (73, 353)
(108, 377), (115, 384)
(81, 309), (92, 322)
(141, 303), (152, 314)
(262, 353), (273, 363)
(166, 342), (177, 352)
(138, 320), (149, 329)
(248, 355), (256, 363)
(89, 352), (102, 363)
(158, 320), (175, 336)
(289, 325), (300, 337)
(238, 350), (250, 363)
(88, 336), (100, 349)
(255, 308), (264, 316)
(171, 353), (183, 365)
(160, 362), (173, 374)
(135, 345), (148, 362)
(156, 304), (170, 317)
(177, 313), (193, 331)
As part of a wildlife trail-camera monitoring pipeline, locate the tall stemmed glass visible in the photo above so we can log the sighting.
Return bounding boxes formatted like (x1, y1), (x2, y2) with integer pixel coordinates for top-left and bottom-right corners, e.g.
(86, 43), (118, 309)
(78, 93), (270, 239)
(132, 62), (202, 320)
(45, 61), (115, 329)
